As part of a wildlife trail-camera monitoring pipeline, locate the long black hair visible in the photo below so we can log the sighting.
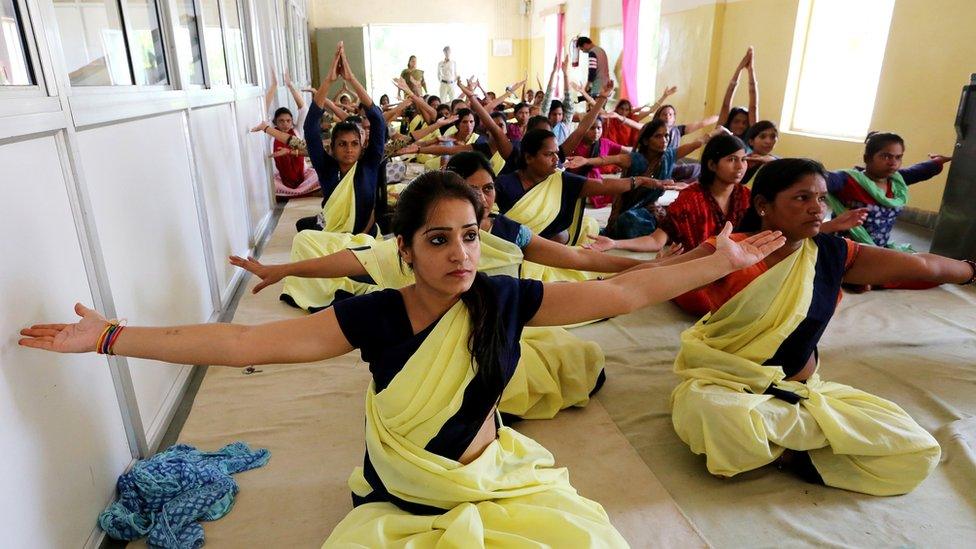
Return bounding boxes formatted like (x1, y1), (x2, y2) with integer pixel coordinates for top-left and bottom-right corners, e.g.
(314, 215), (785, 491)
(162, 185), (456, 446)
(636, 118), (668, 155)
(863, 131), (904, 161)
(526, 115), (550, 132)
(738, 158), (829, 232)
(698, 134), (746, 189)
(745, 120), (778, 145)
(724, 107), (749, 136)
(391, 171), (507, 398)
(517, 128), (555, 169)
(446, 151), (496, 181)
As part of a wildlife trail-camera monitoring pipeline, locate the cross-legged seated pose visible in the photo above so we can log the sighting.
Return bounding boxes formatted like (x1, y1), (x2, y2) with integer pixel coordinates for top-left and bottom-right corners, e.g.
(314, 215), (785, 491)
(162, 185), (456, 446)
(254, 72), (320, 198)
(21, 172), (784, 546)
(295, 42), (387, 234)
(661, 158), (974, 495)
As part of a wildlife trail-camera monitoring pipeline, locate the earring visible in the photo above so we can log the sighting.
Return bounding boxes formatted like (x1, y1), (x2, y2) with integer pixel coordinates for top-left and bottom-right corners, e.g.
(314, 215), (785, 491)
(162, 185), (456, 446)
(759, 210), (766, 216)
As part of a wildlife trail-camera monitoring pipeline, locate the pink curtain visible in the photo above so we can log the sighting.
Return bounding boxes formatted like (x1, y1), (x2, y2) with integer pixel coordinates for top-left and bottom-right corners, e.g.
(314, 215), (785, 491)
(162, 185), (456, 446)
(621, 0), (641, 101)
(556, 10), (566, 91)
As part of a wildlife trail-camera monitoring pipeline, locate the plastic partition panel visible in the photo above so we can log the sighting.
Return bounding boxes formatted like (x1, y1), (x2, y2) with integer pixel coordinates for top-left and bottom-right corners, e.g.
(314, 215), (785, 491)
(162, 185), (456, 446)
(76, 112), (214, 440)
(190, 103), (251, 298)
(0, 135), (132, 548)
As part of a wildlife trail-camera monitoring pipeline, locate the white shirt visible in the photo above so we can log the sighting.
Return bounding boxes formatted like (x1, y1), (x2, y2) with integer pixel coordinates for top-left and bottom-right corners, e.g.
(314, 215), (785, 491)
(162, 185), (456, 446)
(437, 59), (456, 83)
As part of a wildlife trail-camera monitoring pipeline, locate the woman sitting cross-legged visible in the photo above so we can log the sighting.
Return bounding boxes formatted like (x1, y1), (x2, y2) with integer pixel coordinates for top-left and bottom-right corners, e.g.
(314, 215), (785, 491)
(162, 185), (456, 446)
(657, 158), (973, 495)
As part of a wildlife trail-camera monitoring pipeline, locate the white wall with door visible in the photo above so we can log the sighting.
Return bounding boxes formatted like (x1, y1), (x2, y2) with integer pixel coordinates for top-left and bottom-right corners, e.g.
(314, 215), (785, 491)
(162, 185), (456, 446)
(0, 0), (310, 546)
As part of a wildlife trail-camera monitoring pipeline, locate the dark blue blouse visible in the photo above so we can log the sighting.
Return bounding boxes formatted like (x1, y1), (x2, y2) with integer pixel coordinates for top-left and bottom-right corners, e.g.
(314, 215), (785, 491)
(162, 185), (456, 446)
(333, 275), (544, 513)
(304, 102), (387, 234)
(494, 170), (587, 239)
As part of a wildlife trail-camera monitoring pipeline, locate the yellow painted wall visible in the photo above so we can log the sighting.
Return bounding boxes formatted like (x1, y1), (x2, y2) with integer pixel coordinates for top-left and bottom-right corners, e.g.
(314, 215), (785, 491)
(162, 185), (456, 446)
(658, 0), (976, 212)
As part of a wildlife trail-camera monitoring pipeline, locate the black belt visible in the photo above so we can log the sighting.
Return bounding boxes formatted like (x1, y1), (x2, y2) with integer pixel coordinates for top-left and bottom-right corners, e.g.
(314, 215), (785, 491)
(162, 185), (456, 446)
(440, 80), (452, 84)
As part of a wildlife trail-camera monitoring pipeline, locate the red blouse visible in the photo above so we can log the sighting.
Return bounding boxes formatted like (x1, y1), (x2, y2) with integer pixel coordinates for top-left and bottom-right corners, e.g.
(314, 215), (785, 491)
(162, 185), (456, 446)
(659, 183), (752, 251)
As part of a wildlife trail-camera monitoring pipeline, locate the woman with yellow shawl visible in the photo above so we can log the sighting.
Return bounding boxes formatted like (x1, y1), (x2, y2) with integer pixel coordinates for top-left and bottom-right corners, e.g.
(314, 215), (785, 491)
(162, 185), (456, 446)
(21, 171), (785, 547)
(661, 158), (975, 495)
(495, 128), (684, 246)
(296, 42), (386, 235)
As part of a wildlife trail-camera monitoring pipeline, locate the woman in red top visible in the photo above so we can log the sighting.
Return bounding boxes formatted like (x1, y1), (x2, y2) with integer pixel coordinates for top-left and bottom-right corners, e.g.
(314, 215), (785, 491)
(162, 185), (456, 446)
(587, 134), (752, 255)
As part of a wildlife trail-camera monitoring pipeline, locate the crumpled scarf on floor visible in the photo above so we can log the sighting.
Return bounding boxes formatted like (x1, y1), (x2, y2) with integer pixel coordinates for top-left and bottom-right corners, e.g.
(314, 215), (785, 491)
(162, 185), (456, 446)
(99, 441), (270, 548)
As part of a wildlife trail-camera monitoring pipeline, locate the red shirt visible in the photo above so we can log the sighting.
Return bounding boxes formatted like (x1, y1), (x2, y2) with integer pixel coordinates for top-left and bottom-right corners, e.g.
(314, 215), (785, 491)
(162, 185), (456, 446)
(604, 117), (640, 147)
(273, 129), (306, 186)
(659, 183), (752, 251)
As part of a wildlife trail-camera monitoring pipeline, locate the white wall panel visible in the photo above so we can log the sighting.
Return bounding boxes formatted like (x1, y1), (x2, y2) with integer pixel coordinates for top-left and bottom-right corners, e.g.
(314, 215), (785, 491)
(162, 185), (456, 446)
(190, 104), (250, 301)
(76, 113), (214, 441)
(0, 136), (132, 549)
(235, 95), (274, 242)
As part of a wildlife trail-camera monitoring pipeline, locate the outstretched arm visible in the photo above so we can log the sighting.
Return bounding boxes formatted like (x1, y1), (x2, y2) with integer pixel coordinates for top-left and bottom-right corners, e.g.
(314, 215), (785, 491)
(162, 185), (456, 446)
(394, 77), (437, 123)
(19, 303), (355, 368)
(459, 81), (513, 159)
(528, 224), (785, 326)
(676, 126), (730, 159)
(683, 115), (720, 134)
(844, 246), (975, 286)
(383, 100), (411, 123)
(522, 233), (643, 272)
(586, 229), (670, 253)
(229, 251), (367, 294)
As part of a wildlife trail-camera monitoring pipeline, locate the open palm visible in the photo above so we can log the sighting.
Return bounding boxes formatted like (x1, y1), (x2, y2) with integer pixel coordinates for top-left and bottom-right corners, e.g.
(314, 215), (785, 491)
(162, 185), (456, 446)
(19, 303), (108, 353)
(229, 255), (283, 293)
(713, 222), (785, 270)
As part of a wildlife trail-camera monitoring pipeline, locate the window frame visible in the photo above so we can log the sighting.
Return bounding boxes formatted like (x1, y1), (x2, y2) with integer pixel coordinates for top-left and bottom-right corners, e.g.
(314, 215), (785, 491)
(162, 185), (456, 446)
(0, 0), (48, 97)
(780, 0), (896, 142)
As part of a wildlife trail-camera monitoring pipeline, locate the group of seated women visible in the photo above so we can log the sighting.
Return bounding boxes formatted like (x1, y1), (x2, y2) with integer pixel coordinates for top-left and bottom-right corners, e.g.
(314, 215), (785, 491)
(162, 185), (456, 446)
(20, 41), (972, 547)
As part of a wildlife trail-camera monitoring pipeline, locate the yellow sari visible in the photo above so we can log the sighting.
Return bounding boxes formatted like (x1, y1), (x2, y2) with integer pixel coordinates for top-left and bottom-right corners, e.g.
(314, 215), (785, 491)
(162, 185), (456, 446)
(321, 162), (358, 234)
(504, 171), (598, 248)
(286, 230), (603, 420)
(670, 238), (941, 496)
(323, 301), (626, 547)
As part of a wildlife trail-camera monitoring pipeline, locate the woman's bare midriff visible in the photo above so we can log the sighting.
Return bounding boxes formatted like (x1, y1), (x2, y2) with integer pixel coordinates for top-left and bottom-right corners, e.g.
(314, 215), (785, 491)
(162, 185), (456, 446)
(784, 353), (817, 382)
(458, 407), (498, 465)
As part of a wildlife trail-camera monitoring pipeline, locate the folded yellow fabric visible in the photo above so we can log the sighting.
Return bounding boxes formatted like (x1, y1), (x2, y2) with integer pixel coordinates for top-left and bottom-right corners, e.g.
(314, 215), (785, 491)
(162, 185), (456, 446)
(324, 301), (625, 547)
(670, 238), (940, 496)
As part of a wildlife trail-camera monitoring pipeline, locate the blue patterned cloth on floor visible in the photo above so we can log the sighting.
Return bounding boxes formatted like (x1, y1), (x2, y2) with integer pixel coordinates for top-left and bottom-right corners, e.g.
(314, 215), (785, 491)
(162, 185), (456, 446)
(99, 441), (271, 548)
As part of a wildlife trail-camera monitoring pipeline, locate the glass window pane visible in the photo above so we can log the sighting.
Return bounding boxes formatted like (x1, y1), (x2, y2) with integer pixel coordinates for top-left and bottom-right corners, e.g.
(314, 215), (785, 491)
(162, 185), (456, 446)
(173, 0), (204, 85)
(220, 0), (247, 84)
(123, 0), (167, 85)
(0, 0), (35, 85)
(54, 0), (132, 86)
(199, 0), (227, 85)
(790, 0), (895, 138)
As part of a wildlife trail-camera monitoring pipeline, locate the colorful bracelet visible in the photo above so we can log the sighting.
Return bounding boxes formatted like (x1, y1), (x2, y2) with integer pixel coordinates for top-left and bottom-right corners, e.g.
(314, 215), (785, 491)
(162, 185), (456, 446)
(95, 320), (127, 355)
(962, 259), (976, 286)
